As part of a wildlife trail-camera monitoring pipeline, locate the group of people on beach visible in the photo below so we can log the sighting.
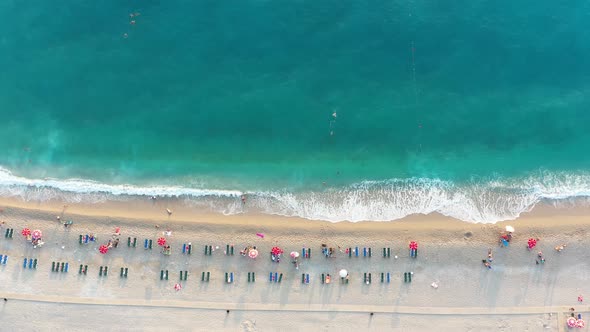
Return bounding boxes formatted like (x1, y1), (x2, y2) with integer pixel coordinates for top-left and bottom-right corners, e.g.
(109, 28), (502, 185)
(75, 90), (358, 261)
(482, 248), (493, 269)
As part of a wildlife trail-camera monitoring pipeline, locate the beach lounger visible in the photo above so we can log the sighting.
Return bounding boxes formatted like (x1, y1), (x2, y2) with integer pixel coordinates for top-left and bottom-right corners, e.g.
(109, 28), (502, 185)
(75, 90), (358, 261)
(363, 247), (367, 257)
(4, 229), (9, 238)
(369, 248), (372, 257)
(302, 248), (305, 258)
(302, 274), (305, 283)
(187, 244), (192, 255)
(165, 270), (168, 280)
(306, 274), (310, 284)
(206, 271), (210, 281)
(381, 273), (384, 283)
(64, 263), (69, 273)
(274, 272), (278, 283)
(33, 259), (37, 269)
(369, 273), (372, 283)
(179, 271), (183, 280)
(149, 240), (153, 250)
(404, 272), (408, 283)
(226, 272), (229, 283)
(230, 272), (234, 283)
(60, 262), (65, 272)
(387, 272), (390, 283)
(8, 228), (13, 238)
(79, 264), (84, 274)
(100, 266), (103, 276)
(182, 244), (186, 254)
(202, 271), (205, 281)
(252, 272), (255, 282)
(321, 273), (325, 284)
(84, 265), (88, 274)
(160, 270), (164, 280)
(348, 248), (352, 258)
(2, 255), (7, 265)
(121, 267), (125, 277)
(355, 247), (359, 257)
(341, 277), (349, 284)
(79, 235), (83, 244)
(226, 244), (230, 255)
(52, 261), (55, 272)
(104, 266), (108, 276)
(132, 238), (137, 247)
(23, 258), (27, 268)
(269, 272), (273, 282)
(248, 272), (251, 283)
(125, 267), (128, 277)
(408, 272), (412, 283)
(144, 239), (149, 249)
(127, 237), (131, 247)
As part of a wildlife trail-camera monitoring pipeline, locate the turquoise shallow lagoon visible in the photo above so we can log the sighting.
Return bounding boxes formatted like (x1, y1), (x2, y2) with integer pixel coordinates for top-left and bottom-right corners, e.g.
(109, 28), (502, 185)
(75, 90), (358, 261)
(1, 1), (590, 222)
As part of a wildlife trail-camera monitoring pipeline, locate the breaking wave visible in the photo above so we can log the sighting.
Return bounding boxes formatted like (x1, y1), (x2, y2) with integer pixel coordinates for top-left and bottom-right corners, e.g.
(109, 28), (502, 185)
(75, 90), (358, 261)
(0, 167), (589, 223)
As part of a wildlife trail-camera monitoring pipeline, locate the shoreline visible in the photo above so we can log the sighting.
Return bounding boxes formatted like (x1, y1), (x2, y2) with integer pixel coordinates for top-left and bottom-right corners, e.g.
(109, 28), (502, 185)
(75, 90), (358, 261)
(0, 196), (589, 331)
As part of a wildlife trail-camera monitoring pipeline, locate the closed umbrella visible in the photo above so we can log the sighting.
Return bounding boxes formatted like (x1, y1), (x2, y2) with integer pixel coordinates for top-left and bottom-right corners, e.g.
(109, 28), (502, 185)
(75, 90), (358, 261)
(290, 251), (299, 258)
(339, 269), (348, 278)
(248, 249), (259, 259)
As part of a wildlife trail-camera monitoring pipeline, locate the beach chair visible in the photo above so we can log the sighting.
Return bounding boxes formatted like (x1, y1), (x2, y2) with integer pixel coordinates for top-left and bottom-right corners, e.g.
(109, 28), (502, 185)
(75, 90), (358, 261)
(301, 273), (305, 283)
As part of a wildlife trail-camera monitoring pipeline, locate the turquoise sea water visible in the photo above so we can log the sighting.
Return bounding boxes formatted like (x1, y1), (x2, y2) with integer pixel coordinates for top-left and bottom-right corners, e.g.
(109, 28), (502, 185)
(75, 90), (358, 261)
(1, 1), (590, 222)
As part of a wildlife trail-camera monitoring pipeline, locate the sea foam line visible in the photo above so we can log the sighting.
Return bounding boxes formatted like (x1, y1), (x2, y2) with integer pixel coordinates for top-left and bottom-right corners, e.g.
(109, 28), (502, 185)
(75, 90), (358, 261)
(0, 167), (590, 224)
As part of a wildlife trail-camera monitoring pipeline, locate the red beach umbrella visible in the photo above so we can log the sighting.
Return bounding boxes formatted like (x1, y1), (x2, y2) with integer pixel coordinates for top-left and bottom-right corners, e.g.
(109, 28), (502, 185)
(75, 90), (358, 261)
(567, 317), (577, 328)
(527, 238), (537, 249)
(21, 228), (31, 237)
(99, 244), (109, 254)
(271, 247), (283, 255)
(157, 237), (166, 246)
(31, 230), (42, 240)
(409, 241), (418, 250)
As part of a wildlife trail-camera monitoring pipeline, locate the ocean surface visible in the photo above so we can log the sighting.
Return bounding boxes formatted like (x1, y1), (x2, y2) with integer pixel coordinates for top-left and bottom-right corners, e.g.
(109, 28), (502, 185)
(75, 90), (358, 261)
(1, 1), (590, 222)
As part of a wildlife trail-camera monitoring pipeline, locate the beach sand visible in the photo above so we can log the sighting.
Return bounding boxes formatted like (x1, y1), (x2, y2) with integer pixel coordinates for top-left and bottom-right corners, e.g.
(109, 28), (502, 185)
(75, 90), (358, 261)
(0, 197), (588, 331)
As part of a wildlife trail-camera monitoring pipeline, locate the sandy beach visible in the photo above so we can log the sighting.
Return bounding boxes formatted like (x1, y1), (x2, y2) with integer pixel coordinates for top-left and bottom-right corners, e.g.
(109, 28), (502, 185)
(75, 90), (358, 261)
(0, 197), (589, 331)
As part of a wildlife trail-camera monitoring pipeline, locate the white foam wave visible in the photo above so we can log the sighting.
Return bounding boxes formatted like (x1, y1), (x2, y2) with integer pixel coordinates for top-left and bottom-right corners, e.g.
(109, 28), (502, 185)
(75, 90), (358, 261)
(1, 167), (589, 223)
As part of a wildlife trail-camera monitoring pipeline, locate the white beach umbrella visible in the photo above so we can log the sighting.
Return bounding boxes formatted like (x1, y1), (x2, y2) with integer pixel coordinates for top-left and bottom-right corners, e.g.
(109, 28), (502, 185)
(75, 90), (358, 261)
(339, 269), (348, 278)
(505, 226), (515, 233)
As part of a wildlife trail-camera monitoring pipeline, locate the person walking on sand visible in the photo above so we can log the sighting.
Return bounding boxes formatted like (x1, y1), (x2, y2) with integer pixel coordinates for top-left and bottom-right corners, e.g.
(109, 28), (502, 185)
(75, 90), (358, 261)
(487, 248), (493, 262)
